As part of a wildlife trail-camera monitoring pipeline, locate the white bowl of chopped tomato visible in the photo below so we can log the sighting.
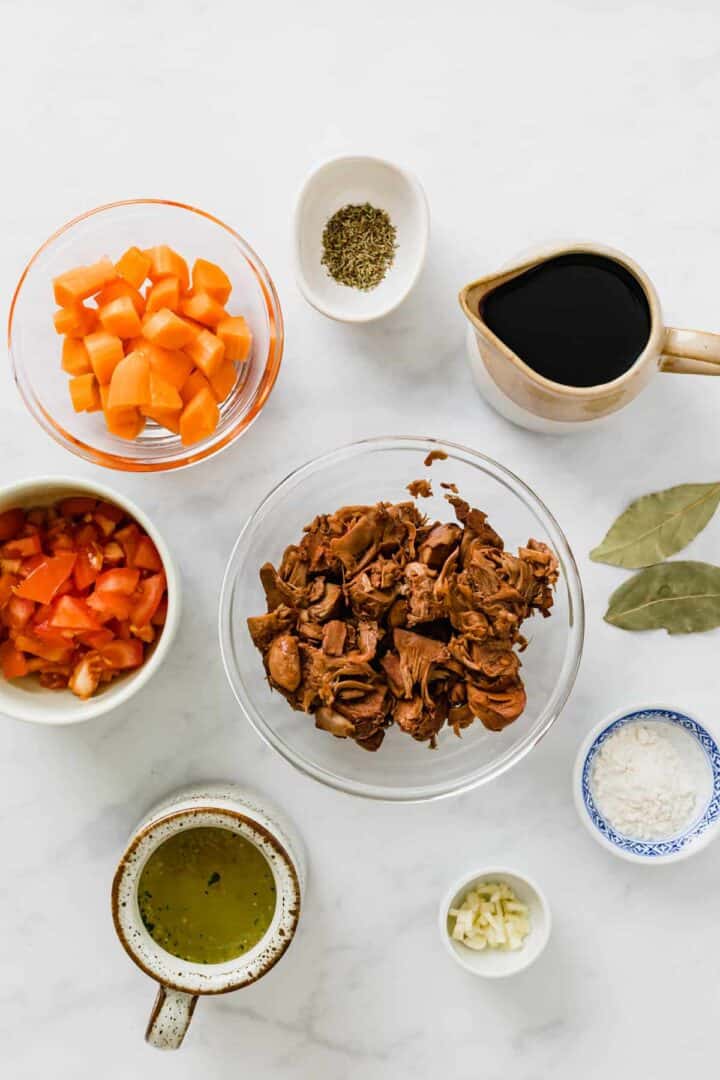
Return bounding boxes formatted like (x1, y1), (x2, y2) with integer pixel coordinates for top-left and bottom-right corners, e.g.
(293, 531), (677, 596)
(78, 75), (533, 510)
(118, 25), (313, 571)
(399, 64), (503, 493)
(0, 477), (180, 724)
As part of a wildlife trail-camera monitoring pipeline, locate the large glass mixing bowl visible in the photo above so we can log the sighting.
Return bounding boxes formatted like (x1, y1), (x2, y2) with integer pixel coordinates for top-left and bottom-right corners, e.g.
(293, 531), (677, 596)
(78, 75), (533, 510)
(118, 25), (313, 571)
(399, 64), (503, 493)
(219, 437), (584, 801)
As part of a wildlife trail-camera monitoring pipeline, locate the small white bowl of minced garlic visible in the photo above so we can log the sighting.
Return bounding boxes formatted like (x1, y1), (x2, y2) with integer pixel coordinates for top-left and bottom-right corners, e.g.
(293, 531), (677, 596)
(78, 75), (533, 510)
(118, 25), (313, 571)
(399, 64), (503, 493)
(439, 868), (551, 977)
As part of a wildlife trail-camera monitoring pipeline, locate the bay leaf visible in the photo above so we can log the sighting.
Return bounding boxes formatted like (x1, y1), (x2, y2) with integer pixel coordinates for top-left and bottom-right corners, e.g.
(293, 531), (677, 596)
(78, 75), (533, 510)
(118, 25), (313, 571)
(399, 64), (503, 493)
(604, 560), (720, 633)
(590, 482), (720, 568)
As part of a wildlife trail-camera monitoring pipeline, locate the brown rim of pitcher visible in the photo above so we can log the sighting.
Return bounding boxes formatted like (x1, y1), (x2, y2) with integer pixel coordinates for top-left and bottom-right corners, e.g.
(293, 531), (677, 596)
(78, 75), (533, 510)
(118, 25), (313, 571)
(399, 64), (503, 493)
(8, 198), (284, 472)
(459, 241), (667, 396)
(111, 806), (301, 995)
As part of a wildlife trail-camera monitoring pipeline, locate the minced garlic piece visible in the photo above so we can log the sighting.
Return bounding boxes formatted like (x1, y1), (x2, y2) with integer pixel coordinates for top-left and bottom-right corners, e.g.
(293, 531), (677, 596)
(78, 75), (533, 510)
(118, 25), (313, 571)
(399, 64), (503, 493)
(449, 881), (530, 951)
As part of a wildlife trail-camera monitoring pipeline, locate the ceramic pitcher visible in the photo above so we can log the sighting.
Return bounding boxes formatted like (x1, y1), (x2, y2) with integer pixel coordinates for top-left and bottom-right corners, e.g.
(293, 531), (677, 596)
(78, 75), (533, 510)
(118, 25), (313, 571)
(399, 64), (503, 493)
(459, 241), (720, 433)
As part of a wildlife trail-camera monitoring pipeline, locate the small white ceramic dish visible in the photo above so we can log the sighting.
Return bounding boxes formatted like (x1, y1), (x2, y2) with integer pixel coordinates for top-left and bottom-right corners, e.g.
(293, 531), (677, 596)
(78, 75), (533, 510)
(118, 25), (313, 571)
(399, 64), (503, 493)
(294, 154), (429, 322)
(573, 704), (720, 864)
(0, 476), (181, 725)
(438, 866), (551, 977)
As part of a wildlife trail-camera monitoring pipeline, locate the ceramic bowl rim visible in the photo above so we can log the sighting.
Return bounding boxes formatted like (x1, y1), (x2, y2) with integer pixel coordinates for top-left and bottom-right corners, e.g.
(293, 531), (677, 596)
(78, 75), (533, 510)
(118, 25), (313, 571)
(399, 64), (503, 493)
(0, 474), (181, 724)
(572, 702), (720, 864)
(437, 865), (551, 978)
(293, 153), (430, 324)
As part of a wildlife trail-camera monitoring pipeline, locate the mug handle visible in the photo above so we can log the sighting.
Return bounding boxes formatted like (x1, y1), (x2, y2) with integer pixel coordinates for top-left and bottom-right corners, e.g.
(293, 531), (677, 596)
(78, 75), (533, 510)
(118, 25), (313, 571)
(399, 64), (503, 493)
(660, 327), (720, 375)
(145, 985), (198, 1050)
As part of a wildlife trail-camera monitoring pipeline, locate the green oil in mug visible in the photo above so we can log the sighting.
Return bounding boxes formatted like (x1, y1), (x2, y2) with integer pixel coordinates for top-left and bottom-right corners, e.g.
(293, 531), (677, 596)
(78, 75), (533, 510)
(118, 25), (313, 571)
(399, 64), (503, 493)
(137, 826), (277, 964)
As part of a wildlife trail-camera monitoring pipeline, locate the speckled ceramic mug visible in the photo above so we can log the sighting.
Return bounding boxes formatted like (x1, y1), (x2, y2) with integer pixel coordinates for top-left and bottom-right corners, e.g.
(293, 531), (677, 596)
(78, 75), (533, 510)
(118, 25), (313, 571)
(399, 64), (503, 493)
(460, 241), (720, 433)
(111, 784), (305, 1050)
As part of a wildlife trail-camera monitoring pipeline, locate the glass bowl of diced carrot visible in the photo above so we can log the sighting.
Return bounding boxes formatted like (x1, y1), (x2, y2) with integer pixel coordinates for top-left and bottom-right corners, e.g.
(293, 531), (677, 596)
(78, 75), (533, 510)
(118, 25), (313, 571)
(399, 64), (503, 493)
(8, 199), (284, 472)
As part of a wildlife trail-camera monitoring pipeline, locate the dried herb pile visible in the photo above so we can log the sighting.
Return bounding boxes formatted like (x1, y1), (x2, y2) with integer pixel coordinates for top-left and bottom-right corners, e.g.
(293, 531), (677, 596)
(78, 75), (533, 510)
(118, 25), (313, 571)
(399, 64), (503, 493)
(321, 202), (397, 291)
(591, 481), (720, 633)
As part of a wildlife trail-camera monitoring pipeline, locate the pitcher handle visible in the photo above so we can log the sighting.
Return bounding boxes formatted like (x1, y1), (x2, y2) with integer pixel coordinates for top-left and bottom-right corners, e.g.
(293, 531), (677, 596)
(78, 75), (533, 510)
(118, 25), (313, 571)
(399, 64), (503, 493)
(145, 985), (198, 1050)
(660, 327), (720, 375)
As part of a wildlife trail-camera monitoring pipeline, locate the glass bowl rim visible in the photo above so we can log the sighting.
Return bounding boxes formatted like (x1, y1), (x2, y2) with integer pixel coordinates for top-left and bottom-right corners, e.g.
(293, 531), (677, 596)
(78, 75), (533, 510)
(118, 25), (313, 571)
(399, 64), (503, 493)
(218, 435), (585, 802)
(7, 197), (284, 473)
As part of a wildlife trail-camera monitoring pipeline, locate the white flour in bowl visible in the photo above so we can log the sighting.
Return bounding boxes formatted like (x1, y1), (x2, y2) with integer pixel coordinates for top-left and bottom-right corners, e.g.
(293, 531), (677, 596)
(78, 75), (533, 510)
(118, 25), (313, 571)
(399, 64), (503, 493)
(590, 721), (706, 840)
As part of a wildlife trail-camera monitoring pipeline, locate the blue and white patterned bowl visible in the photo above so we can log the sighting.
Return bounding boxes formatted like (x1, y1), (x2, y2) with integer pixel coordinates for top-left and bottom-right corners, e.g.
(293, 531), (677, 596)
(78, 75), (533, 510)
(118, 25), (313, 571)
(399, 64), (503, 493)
(573, 704), (720, 864)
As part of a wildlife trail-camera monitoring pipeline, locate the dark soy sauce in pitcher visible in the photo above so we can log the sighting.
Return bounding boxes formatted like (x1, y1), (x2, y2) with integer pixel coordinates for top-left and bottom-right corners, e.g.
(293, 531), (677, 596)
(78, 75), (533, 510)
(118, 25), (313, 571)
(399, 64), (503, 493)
(480, 253), (652, 388)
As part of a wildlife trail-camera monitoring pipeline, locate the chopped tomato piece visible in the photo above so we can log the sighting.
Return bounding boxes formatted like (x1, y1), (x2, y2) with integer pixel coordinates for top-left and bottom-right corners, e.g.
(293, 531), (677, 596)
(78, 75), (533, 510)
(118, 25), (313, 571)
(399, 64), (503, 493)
(87, 590), (132, 621)
(75, 523), (100, 547)
(0, 641), (29, 679)
(50, 595), (102, 631)
(134, 536), (163, 571)
(102, 541), (124, 563)
(13, 633), (74, 663)
(3, 595), (35, 628)
(95, 567), (140, 595)
(60, 497), (97, 517)
(2, 534), (42, 558)
(100, 638), (144, 670)
(131, 572), (166, 627)
(0, 573), (18, 608)
(73, 545), (103, 591)
(114, 524), (141, 566)
(14, 553), (77, 605)
(78, 628), (115, 649)
(0, 509), (25, 541)
(69, 653), (104, 699)
(96, 501), (124, 524)
(32, 621), (75, 645)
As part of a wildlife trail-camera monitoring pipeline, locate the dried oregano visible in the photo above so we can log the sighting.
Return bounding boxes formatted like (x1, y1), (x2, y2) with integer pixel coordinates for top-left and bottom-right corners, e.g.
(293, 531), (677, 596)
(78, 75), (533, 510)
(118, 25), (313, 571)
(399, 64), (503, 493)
(321, 203), (397, 291)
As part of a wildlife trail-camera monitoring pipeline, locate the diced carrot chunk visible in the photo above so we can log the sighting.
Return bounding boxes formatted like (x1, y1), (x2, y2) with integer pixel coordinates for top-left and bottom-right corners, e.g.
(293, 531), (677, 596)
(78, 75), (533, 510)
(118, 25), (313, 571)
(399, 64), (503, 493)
(108, 351), (151, 409)
(84, 331), (124, 385)
(61, 337), (91, 376)
(53, 304), (98, 337)
(100, 383), (146, 440)
(179, 291), (226, 328)
(96, 279), (145, 317)
(115, 246), (151, 289)
(192, 258), (232, 304)
(148, 369), (182, 411)
(53, 257), (116, 307)
(141, 343), (193, 389)
(209, 359), (237, 402)
(146, 245), (189, 291)
(141, 406), (182, 434)
(216, 316), (252, 362)
(185, 328), (225, 378)
(146, 276), (181, 314)
(179, 386), (219, 446)
(99, 295), (143, 338)
(180, 368), (211, 405)
(69, 373), (101, 413)
(143, 308), (196, 349)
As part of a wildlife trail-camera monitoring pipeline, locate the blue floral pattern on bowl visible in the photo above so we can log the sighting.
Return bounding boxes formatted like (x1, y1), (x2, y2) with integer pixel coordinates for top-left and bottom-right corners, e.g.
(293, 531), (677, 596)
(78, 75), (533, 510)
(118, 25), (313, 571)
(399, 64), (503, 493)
(581, 708), (720, 857)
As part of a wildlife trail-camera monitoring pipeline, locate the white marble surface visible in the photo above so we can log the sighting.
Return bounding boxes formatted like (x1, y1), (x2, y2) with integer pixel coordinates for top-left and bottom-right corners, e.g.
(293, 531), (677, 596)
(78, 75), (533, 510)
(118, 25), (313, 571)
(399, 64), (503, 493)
(2, 1), (720, 1076)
